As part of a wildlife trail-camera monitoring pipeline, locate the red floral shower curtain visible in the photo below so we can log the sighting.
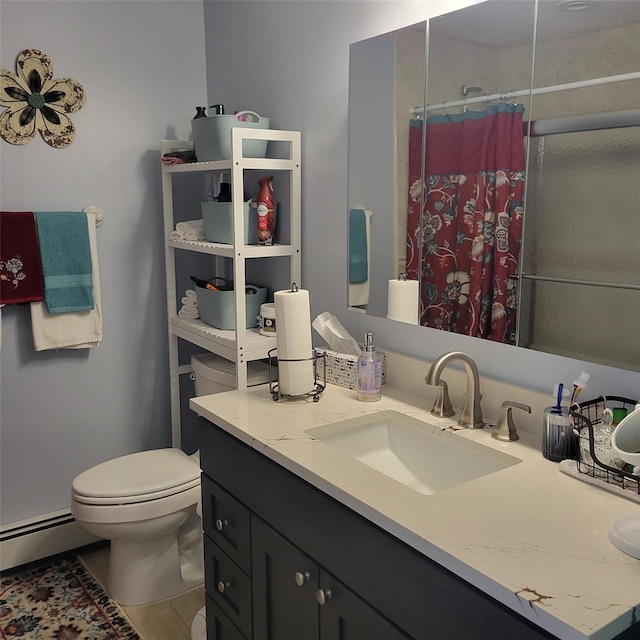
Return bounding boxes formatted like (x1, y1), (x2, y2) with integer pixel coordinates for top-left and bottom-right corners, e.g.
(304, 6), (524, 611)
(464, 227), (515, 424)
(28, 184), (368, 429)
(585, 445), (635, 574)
(406, 104), (526, 344)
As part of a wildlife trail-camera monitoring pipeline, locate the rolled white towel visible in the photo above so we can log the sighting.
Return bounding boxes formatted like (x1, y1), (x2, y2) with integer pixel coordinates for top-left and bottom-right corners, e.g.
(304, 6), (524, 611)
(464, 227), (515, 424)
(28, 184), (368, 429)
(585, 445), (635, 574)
(178, 306), (200, 320)
(169, 230), (185, 241)
(176, 219), (204, 235)
(184, 289), (197, 300)
(184, 228), (207, 241)
(182, 296), (198, 307)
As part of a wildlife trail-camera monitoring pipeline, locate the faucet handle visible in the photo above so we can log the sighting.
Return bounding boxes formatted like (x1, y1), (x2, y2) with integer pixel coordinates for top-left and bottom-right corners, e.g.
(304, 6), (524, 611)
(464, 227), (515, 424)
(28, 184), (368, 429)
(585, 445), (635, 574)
(431, 380), (455, 418)
(492, 401), (531, 442)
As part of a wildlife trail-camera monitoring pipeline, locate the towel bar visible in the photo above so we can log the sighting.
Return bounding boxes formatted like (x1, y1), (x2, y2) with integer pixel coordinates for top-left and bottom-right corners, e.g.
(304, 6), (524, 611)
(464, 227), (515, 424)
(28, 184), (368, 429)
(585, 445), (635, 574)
(82, 205), (104, 227)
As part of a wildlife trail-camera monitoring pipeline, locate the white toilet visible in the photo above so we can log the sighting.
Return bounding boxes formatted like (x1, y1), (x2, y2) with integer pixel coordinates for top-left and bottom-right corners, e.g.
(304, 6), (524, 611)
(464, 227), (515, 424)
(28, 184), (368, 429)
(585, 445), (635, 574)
(71, 448), (204, 606)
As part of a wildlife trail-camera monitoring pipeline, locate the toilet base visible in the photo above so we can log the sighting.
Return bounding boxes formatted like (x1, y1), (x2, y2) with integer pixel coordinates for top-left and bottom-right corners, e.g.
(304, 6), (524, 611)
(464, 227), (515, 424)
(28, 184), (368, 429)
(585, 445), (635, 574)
(109, 531), (203, 606)
(191, 606), (207, 640)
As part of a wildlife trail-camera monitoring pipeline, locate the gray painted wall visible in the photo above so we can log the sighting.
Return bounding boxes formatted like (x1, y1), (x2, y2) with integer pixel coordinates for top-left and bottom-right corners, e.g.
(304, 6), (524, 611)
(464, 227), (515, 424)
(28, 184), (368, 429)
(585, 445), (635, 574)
(0, 0), (206, 525)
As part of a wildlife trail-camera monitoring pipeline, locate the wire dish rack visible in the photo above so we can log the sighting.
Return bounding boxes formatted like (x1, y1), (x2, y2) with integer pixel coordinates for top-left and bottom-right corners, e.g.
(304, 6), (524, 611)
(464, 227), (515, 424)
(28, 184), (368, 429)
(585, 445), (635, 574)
(570, 395), (639, 495)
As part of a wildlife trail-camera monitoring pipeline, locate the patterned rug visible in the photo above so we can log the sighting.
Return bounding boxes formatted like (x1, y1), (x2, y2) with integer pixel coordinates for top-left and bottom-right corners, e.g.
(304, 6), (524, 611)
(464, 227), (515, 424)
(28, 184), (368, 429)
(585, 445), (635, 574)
(0, 555), (140, 639)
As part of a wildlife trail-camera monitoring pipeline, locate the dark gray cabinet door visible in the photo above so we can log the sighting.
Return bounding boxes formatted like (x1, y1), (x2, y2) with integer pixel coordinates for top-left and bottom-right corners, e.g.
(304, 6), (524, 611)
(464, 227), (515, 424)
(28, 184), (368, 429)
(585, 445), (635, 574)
(252, 514), (412, 640)
(252, 515), (320, 640)
(319, 569), (412, 640)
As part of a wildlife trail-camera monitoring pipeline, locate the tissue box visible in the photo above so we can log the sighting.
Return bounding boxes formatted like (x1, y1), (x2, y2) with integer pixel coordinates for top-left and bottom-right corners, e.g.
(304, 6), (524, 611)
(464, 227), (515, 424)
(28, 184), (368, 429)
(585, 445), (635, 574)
(313, 346), (386, 390)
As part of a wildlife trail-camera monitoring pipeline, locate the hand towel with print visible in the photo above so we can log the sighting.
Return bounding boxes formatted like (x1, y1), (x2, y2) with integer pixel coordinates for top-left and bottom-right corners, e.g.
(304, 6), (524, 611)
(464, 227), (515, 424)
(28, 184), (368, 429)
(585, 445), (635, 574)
(0, 211), (45, 304)
(34, 211), (94, 313)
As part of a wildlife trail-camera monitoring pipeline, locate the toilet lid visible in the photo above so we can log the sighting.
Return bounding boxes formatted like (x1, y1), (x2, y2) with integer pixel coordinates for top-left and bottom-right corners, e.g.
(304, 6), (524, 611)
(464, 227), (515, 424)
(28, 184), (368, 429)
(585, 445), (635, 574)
(72, 449), (200, 504)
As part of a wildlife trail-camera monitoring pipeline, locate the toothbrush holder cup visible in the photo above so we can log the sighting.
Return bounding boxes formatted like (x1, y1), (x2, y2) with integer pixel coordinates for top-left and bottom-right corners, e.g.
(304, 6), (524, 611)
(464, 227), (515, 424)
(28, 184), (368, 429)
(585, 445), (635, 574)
(542, 406), (577, 462)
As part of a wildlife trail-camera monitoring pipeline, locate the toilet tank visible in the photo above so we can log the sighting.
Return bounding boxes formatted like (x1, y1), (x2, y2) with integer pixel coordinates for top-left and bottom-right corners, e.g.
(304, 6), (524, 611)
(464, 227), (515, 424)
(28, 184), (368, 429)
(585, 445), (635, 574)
(191, 353), (269, 396)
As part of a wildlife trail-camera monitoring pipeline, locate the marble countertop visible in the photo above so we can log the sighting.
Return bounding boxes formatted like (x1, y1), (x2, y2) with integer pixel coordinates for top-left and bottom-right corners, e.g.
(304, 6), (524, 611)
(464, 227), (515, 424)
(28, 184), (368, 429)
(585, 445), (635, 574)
(190, 383), (640, 640)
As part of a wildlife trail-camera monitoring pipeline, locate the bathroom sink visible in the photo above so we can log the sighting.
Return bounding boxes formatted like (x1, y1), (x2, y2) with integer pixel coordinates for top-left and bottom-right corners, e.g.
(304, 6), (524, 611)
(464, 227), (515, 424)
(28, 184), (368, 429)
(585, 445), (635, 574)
(305, 410), (521, 495)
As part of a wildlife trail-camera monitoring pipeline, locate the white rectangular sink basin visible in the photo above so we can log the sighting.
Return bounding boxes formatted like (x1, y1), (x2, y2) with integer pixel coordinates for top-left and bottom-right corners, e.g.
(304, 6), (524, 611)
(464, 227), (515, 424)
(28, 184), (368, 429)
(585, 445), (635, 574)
(305, 410), (521, 495)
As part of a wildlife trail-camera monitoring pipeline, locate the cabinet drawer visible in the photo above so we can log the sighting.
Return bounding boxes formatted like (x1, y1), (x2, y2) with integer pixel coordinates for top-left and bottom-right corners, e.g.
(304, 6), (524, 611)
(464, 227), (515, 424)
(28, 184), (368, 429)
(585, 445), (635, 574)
(206, 594), (248, 640)
(205, 535), (252, 639)
(202, 473), (251, 573)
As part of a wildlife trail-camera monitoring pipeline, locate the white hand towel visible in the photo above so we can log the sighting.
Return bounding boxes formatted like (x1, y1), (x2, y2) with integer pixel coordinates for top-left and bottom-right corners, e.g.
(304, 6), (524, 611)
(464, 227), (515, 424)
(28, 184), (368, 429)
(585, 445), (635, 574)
(30, 211), (103, 350)
(169, 230), (184, 241)
(184, 289), (197, 300)
(182, 296), (198, 307)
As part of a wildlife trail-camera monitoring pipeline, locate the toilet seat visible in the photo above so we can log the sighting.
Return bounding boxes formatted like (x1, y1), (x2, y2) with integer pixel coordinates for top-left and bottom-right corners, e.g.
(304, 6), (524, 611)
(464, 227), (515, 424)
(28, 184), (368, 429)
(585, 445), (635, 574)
(72, 448), (200, 505)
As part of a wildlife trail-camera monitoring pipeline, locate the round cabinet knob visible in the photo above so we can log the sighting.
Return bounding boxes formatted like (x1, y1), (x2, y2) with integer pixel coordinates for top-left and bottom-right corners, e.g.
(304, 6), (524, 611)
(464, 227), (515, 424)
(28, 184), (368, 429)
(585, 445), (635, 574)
(217, 580), (231, 594)
(316, 589), (332, 605)
(294, 571), (311, 587)
(215, 518), (229, 532)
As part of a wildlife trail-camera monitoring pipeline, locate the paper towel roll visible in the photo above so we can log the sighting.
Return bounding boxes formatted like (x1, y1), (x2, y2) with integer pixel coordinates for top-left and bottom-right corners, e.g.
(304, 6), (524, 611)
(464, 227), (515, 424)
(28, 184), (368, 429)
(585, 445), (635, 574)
(387, 279), (419, 324)
(275, 287), (314, 396)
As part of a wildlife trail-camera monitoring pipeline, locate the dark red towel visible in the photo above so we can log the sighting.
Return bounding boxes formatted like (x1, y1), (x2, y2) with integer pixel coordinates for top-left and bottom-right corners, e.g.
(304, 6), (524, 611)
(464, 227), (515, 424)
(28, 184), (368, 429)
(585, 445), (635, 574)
(0, 211), (45, 304)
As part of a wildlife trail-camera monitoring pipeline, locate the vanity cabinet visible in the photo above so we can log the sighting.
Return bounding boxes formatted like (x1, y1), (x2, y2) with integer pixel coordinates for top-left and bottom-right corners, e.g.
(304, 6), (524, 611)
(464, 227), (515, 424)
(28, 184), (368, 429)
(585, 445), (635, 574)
(200, 421), (567, 640)
(161, 130), (301, 446)
(201, 465), (409, 640)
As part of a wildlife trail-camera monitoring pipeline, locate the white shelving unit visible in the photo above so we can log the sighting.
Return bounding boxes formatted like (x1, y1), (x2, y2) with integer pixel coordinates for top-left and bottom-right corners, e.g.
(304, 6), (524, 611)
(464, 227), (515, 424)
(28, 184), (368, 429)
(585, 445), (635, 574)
(161, 128), (301, 446)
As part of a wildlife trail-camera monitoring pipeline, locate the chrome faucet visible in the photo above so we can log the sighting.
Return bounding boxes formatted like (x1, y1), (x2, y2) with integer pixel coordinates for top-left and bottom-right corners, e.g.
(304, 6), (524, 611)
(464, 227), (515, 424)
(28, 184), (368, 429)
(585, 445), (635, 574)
(425, 351), (485, 429)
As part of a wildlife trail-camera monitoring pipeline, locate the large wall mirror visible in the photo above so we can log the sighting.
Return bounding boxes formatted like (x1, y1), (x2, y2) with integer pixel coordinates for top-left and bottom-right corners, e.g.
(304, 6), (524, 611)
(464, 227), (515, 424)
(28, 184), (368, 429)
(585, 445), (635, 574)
(347, 0), (640, 372)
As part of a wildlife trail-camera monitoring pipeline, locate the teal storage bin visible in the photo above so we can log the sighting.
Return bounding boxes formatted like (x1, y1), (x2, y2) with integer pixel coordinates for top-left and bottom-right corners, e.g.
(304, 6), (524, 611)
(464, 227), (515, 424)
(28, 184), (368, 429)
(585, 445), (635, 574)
(196, 284), (267, 330)
(191, 110), (269, 161)
(201, 201), (257, 245)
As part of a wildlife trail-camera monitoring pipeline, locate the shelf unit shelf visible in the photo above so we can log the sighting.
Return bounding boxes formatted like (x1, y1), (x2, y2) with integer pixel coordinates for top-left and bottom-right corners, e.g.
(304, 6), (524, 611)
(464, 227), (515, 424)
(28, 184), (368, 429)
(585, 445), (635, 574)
(169, 238), (298, 259)
(161, 129), (301, 446)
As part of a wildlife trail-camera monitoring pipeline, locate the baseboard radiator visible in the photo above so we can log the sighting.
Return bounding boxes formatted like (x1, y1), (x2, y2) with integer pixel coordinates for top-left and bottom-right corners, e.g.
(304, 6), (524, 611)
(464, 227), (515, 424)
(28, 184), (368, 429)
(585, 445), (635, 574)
(0, 509), (100, 571)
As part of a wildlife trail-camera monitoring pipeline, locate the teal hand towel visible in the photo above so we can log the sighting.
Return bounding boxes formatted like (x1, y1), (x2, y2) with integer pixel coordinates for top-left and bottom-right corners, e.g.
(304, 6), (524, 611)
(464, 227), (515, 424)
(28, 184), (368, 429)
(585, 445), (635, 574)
(349, 208), (368, 284)
(34, 211), (94, 313)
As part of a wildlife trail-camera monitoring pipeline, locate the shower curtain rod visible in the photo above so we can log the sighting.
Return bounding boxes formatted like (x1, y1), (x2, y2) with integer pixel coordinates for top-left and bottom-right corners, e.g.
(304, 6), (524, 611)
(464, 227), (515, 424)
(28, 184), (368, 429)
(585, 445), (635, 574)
(411, 71), (640, 115)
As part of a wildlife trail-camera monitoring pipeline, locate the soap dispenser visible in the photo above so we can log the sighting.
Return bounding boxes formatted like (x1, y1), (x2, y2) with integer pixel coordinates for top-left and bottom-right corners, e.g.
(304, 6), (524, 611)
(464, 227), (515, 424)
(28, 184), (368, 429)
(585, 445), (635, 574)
(357, 332), (382, 402)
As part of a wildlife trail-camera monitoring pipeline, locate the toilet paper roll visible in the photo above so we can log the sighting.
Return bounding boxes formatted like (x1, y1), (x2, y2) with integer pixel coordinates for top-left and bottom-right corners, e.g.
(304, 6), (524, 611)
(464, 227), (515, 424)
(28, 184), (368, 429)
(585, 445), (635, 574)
(387, 279), (419, 324)
(275, 287), (314, 396)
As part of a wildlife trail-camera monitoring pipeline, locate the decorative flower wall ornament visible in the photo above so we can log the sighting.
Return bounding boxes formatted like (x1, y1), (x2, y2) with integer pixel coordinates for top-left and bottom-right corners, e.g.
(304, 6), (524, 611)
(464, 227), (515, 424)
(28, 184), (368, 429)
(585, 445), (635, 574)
(0, 48), (86, 148)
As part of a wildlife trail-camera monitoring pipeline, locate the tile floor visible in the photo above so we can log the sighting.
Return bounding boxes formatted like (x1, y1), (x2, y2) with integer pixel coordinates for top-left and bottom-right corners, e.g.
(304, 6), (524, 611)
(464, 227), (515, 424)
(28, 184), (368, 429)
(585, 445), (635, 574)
(79, 543), (205, 640)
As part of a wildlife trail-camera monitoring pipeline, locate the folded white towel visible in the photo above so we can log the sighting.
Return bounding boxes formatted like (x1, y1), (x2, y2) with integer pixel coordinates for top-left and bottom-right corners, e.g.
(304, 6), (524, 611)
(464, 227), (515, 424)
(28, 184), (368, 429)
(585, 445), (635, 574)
(178, 306), (200, 320)
(182, 297), (198, 307)
(169, 230), (184, 241)
(31, 211), (103, 350)
(185, 289), (197, 300)
(176, 219), (204, 235)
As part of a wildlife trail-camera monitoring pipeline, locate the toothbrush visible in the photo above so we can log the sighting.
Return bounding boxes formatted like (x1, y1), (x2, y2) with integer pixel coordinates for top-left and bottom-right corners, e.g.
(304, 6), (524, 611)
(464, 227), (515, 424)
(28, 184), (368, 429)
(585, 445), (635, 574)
(555, 383), (564, 411)
(570, 371), (591, 404)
